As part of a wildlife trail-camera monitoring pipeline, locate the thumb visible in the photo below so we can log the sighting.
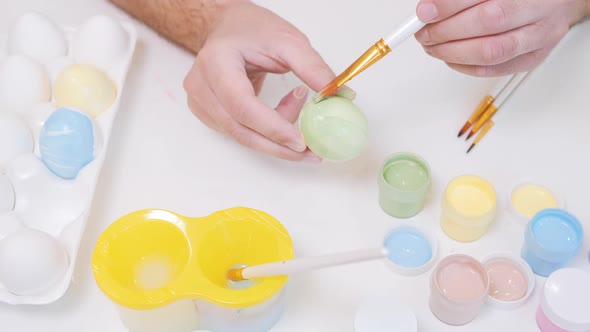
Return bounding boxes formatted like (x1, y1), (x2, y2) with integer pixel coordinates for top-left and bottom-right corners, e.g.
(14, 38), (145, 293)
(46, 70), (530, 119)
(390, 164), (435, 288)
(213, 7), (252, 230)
(277, 38), (357, 100)
(276, 36), (336, 92)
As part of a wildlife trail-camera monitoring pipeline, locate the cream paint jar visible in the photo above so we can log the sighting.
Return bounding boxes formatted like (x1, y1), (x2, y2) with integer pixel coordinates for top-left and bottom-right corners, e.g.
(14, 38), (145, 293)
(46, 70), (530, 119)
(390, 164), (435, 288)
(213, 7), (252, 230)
(440, 175), (497, 242)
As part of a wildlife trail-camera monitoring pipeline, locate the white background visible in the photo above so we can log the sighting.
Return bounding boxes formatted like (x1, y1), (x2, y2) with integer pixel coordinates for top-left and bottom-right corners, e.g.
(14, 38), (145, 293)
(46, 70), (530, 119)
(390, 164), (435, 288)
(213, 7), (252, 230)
(1, 0), (590, 331)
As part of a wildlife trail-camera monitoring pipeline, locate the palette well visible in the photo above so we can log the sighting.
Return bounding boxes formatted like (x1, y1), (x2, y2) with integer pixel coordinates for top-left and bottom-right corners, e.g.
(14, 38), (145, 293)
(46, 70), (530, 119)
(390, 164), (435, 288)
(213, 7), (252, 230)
(0, 12), (136, 305)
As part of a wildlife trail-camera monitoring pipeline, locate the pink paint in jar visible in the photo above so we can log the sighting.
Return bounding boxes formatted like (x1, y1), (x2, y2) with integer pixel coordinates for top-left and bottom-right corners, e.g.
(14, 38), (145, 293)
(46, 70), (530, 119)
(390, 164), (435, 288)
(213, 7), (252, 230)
(536, 268), (590, 332)
(429, 254), (489, 326)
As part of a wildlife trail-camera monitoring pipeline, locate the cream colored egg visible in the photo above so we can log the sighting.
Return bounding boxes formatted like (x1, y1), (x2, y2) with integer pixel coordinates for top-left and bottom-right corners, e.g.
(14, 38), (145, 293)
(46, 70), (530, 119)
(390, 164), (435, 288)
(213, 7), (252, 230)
(54, 64), (117, 118)
(0, 56), (51, 113)
(0, 113), (34, 167)
(72, 15), (129, 71)
(0, 175), (15, 213)
(7, 11), (68, 64)
(0, 228), (68, 295)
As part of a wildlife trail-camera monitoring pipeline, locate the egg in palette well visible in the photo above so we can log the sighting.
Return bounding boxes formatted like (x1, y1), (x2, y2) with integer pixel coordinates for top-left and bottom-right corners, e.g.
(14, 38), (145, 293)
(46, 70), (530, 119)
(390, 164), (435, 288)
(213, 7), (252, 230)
(0, 12), (137, 304)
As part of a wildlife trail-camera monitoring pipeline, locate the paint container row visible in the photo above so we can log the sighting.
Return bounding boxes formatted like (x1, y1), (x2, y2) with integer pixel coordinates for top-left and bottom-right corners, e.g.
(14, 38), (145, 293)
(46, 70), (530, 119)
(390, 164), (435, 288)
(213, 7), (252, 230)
(356, 255), (590, 332)
(429, 254), (590, 331)
(378, 152), (569, 243)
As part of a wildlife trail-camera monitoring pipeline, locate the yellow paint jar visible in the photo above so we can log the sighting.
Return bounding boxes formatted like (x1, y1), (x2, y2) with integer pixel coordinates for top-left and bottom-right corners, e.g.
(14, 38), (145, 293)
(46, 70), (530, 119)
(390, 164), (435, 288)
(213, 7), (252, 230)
(92, 207), (293, 332)
(440, 175), (497, 242)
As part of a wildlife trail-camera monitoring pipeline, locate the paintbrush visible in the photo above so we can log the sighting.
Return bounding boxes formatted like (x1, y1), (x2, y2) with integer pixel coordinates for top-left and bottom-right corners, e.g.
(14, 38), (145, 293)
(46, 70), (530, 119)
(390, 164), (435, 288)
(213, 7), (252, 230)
(312, 15), (426, 103)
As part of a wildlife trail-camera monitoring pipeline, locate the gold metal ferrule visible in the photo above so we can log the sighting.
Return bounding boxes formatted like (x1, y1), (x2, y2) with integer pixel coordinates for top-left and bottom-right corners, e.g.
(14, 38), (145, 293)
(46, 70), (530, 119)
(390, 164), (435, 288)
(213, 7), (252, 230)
(313, 39), (392, 103)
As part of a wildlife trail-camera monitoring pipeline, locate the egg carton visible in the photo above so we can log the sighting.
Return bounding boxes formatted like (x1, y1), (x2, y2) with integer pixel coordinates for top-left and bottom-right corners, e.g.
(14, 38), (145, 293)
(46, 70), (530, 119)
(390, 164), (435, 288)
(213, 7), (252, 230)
(0, 12), (137, 304)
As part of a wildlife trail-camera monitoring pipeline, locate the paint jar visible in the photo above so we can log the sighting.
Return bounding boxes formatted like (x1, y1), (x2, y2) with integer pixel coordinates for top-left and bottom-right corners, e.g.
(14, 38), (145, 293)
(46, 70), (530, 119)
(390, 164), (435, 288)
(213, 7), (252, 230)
(355, 295), (417, 332)
(536, 268), (590, 332)
(440, 175), (496, 242)
(429, 254), (489, 326)
(383, 225), (438, 276)
(481, 254), (535, 309)
(378, 152), (431, 218)
(509, 181), (564, 224)
(521, 208), (583, 277)
(92, 207), (294, 332)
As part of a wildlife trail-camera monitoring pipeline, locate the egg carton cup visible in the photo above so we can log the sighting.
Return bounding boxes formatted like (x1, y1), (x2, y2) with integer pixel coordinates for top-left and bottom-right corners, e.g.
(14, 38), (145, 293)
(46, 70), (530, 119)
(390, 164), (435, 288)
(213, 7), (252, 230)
(0, 15), (137, 305)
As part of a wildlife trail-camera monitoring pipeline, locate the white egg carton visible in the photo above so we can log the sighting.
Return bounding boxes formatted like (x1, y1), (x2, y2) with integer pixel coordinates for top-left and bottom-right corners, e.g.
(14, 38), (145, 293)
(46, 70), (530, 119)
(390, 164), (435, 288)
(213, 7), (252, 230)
(0, 12), (137, 304)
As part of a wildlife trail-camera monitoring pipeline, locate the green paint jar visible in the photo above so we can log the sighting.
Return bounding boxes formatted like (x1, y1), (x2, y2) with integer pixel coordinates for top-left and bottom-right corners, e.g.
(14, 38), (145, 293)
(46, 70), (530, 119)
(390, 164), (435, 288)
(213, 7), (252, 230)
(378, 152), (431, 218)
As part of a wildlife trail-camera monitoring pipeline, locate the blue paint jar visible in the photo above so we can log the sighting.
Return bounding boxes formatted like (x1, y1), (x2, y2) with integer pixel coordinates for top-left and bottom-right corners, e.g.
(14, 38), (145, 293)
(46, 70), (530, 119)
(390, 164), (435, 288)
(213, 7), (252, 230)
(383, 225), (438, 276)
(521, 209), (583, 277)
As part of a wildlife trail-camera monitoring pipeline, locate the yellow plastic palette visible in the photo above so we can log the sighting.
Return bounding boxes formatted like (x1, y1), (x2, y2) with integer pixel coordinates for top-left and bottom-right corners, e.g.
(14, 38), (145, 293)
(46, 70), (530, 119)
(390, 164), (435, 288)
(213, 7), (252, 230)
(92, 207), (293, 310)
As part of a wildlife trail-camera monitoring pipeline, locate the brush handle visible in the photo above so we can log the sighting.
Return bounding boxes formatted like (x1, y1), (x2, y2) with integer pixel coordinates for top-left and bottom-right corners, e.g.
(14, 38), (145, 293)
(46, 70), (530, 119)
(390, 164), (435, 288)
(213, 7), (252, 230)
(495, 71), (530, 107)
(384, 15), (426, 50)
(240, 247), (388, 279)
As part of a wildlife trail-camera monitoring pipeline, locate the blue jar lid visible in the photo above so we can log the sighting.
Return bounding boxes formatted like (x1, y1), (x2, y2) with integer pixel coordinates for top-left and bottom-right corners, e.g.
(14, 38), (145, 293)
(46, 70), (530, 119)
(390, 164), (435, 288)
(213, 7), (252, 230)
(528, 208), (583, 257)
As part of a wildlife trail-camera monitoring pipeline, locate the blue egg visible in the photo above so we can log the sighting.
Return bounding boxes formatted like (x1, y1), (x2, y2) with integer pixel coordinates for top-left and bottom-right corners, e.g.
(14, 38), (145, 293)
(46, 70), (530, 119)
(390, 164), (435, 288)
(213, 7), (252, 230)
(40, 107), (99, 179)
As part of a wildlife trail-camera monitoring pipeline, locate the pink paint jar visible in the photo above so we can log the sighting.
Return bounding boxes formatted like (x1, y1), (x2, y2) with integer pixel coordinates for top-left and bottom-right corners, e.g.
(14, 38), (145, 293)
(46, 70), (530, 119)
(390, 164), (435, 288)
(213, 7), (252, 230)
(536, 268), (590, 332)
(429, 254), (489, 325)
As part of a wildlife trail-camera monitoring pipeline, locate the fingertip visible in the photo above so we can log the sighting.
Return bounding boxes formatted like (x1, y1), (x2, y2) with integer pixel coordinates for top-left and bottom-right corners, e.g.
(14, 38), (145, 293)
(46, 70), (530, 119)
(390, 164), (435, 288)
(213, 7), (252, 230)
(302, 150), (322, 164)
(416, 1), (439, 23)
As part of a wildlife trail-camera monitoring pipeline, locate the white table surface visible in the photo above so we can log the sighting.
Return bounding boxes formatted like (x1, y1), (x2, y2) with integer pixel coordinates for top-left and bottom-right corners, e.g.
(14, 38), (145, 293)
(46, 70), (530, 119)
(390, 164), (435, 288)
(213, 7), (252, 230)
(2, 0), (590, 331)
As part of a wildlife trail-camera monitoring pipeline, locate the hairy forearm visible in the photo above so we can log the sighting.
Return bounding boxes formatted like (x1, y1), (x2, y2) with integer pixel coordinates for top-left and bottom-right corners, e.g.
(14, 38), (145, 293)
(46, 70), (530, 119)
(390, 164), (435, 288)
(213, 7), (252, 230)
(109, 0), (240, 53)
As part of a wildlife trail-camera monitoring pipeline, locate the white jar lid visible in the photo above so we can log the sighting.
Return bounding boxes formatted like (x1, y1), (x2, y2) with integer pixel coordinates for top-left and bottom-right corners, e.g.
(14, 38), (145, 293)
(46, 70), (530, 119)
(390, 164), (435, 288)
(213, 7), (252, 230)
(481, 253), (535, 309)
(541, 268), (590, 331)
(355, 295), (417, 332)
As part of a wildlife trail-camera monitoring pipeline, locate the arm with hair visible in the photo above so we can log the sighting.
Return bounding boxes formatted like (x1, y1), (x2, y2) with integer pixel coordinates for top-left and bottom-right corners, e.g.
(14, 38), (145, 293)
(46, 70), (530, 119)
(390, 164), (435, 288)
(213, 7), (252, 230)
(109, 0), (240, 53)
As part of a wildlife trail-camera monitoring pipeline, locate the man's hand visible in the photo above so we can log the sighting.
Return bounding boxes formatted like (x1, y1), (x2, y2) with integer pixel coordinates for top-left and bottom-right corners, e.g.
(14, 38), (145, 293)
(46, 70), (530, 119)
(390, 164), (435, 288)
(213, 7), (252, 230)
(414, 0), (590, 76)
(183, 1), (344, 162)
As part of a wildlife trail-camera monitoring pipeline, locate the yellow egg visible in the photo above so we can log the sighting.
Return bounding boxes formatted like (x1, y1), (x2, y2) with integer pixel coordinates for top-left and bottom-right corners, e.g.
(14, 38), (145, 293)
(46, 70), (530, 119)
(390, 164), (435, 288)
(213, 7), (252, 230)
(54, 64), (117, 118)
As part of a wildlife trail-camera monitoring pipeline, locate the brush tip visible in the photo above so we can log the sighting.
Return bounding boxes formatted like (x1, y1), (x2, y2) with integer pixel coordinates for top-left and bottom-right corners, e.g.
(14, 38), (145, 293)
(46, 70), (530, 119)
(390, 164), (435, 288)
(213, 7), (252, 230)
(466, 144), (475, 154)
(466, 131), (475, 140)
(458, 122), (471, 137)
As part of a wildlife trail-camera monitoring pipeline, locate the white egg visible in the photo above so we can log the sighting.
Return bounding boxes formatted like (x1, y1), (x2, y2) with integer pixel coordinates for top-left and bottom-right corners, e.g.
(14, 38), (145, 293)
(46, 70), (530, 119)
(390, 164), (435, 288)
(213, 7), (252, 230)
(72, 15), (129, 71)
(0, 55), (51, 113)
(0, 113), (34, 167)
(0, 228), (68, 295)
(7, 11), (68, 64)
(0, 175), (15, 214)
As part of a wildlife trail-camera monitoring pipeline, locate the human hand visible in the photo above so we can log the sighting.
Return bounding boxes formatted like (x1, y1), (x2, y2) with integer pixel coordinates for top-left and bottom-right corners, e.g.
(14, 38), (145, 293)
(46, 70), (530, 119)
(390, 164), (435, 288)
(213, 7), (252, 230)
(414, 0), (590, 76)
(183, 1), (353, 163)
